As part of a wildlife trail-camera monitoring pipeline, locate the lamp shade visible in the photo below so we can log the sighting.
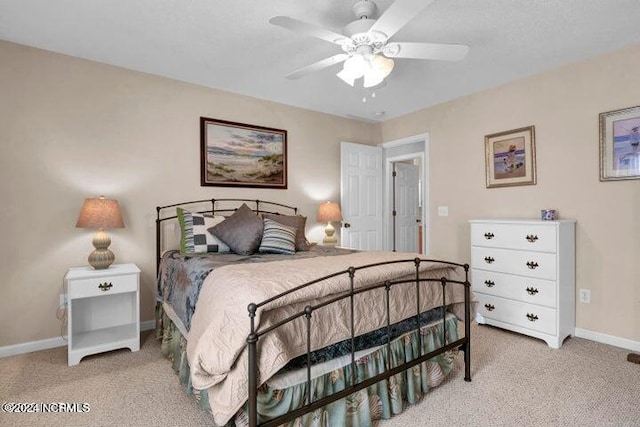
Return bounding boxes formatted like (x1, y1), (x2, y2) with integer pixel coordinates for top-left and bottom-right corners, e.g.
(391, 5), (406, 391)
(75, 197), (125, 229)
(317, 201), (342, 223)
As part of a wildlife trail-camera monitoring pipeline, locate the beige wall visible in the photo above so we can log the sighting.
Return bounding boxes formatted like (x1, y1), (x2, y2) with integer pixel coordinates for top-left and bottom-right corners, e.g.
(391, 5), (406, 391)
(380, 44), (640, 342)
(0, 41), (375, 346)
(2, 38), (638, 349)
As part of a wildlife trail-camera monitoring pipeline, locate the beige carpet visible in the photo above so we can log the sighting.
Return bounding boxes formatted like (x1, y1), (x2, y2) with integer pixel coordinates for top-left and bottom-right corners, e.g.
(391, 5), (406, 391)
(1, 323), (638, 427)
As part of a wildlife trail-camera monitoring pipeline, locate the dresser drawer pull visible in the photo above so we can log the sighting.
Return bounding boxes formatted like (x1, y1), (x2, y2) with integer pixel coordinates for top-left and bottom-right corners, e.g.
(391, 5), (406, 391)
(526, 261), (539, 269)
(526, 287), (539, 295)
(526, 313), (539, 322)
(484, 280), (495, 288)
(484, 256), (495, 264)
(98, 282), (113, 292)
(484, 303), (495, 312)
(484, 232), (495, 240)
(525, 234), (539, 243)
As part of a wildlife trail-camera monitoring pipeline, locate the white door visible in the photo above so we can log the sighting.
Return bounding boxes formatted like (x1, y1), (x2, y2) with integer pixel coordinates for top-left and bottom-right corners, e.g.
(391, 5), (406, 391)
(393, 162), (420, 253)
(340, 142), (383, 250)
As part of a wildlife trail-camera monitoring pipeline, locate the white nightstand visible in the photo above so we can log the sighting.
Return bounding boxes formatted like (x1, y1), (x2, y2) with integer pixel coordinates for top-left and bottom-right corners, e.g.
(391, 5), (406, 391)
(65, 263), (140, 366)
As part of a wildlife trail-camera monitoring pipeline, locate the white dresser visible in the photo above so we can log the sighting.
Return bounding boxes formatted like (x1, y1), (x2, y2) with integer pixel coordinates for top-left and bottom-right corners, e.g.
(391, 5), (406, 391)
(469, 219), (576, 348)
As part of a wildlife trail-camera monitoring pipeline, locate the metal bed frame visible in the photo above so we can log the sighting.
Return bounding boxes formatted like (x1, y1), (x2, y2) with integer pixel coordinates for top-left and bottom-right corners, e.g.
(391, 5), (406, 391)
(156, 198), (298, 275)
(156, 199), (472, 427)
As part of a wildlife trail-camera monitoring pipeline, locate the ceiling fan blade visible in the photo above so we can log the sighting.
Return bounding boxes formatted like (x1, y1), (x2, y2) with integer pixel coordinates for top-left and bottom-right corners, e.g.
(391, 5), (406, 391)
(368, 0), (435, 40)
(285, 53), (349, 80)
(383, 42), (469, 61)
(270, 16), (348, 45)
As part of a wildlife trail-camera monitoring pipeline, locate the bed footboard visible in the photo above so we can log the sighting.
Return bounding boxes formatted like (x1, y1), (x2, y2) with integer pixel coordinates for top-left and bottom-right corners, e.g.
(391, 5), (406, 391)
(246, 258), (472, 427)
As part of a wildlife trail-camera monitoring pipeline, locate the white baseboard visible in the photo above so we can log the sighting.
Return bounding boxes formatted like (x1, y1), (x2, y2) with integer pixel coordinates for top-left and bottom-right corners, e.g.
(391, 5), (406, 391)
(574, 327), (640, 352)
(0, 319), (157, 358)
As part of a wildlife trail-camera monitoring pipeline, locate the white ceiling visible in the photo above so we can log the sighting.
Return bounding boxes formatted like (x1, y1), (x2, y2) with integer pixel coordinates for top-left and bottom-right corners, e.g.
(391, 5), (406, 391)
(1, 0), (639, 122)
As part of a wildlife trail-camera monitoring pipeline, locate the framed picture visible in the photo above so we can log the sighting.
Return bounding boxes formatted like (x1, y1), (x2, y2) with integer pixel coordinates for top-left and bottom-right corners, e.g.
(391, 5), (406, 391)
(485, 126), (536, 188)
(599, 105), (640, 181)
(484, 126), (536, 188)
(200, 117), (287, 189)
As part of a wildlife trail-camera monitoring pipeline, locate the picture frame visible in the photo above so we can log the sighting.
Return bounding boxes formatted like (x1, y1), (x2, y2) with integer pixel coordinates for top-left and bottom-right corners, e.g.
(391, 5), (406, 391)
(485, 126), (536, 188)
(599, 105), (640, 182)
(200, 117), (287, 189)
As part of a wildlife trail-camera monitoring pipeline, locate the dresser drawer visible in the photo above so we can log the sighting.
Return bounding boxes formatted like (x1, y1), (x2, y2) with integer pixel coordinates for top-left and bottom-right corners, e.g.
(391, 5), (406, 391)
(478, 295), (557, 335)
(68, 273), (138, 299)
(471, 223), (557, 253)
(472, 247), (557, 280)
(472, 269), (557, 308)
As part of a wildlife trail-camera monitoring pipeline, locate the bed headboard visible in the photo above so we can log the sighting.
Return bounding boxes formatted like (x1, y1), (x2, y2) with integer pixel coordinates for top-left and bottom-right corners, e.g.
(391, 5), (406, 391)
(155, 198), (298, 275)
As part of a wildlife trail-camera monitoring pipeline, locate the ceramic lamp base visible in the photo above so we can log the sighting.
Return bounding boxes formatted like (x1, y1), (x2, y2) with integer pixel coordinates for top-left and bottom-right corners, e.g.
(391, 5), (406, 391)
(89, 229), (115, 269)
(323, 222), (337, 246)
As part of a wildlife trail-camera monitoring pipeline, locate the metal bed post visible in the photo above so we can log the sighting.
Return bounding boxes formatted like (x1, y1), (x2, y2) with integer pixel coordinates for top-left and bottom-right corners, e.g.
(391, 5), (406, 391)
(463, 263), (472, 382)
(155, 206), (161, 277)
(348, 267), (356, 387)
(440, 277), (447, 348)
(304, 305), (313, 406)
(247, 303), (258, 427)
(414, 258), (422, 354)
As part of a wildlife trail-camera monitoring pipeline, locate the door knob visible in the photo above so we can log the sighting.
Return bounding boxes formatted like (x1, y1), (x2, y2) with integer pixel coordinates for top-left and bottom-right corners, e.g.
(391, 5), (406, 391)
(343, 223), (351, 228)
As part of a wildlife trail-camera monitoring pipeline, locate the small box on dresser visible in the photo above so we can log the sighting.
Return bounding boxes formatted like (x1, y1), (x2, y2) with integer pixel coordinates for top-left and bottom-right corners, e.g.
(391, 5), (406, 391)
(65, 263), (140, 366)
(469, 219), (576, 349)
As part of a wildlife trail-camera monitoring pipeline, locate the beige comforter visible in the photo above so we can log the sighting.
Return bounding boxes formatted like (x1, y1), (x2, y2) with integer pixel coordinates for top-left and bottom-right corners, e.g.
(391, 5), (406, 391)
(186, 251), (468, 425)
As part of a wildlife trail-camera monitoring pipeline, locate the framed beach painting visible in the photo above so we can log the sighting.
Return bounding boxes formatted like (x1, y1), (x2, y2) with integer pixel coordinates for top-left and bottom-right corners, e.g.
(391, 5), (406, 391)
(200, 117), (287, 189)
(599, 105), (640, 181)
(485, 126), (536, 188)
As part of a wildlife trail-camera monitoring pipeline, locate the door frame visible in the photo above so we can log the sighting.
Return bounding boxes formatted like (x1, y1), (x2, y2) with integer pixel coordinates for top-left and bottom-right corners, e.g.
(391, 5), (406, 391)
(380, 133), (430, 254)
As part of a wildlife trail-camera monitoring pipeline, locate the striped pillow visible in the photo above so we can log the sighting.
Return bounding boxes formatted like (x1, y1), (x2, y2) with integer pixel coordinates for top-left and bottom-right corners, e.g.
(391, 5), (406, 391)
(258, 218), (296, 255)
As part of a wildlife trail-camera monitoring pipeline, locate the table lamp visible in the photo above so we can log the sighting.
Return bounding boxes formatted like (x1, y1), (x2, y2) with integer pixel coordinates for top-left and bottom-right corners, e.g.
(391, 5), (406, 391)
(75, 196), (125, 269)
(317, 201), (342, 246)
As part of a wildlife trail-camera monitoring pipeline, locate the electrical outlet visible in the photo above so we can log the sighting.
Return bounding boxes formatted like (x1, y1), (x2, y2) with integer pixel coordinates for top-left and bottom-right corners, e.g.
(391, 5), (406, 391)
(579, 289), (591, 304)
(438, 206), (449, 217)
(59, 293), (68, 307)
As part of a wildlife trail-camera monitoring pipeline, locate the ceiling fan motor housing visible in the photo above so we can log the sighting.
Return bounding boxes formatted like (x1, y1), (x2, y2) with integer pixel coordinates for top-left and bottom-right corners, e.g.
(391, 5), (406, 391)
(352, 0), (377, 20)
(343, 1), (388, 54)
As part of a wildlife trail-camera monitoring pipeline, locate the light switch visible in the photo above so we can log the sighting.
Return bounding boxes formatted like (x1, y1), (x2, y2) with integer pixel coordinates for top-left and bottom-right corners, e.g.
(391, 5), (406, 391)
(438, 206), (449, 217)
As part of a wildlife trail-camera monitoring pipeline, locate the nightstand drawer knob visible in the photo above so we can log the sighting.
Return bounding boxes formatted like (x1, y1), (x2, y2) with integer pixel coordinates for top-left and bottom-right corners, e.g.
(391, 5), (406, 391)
(484, 256), (495, 264)
(526, 234), (539, 242)
(98, 282), (113, 291)
(526, 287), (539, 295)
(526, 261), (539, 269)
(526, 313), (539, 322)
(484, 303), (495, 312)
(484, 232), (494, 239)
(484, 280), (495, 288)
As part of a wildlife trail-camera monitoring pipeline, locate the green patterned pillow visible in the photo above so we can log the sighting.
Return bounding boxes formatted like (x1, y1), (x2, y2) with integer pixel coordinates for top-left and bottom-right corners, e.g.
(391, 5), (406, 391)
(177, 207), (230, 254)
(258, 218), (296, 255)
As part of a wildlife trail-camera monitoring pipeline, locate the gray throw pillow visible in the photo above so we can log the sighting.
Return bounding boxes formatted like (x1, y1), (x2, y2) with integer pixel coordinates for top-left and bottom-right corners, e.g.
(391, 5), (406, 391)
(209, 203), (263, 255)
(262, 213), (310, 251)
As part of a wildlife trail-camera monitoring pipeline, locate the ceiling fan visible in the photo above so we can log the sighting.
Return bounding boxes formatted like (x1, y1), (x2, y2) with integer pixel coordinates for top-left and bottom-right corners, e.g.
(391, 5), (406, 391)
(270, 0), (469, 88)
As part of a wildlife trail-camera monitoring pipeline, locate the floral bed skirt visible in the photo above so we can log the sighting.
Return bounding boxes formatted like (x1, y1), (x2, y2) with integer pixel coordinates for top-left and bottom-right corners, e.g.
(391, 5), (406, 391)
(156, 302), (459, 427)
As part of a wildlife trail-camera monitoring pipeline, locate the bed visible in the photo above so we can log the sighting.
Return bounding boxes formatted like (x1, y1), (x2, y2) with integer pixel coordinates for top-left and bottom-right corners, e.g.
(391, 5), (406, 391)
(155, 198), (473, 427)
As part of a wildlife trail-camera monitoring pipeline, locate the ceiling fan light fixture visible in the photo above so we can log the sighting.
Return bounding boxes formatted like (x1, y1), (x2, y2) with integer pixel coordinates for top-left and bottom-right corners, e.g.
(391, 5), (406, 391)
(336, 68), (356, 86)
(343, 55), (366, 77)
(371, 54), (394, 78)
(337, 53), (394, 88)
(363, 72), (384, 88)
(361, 54), (394, 87)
